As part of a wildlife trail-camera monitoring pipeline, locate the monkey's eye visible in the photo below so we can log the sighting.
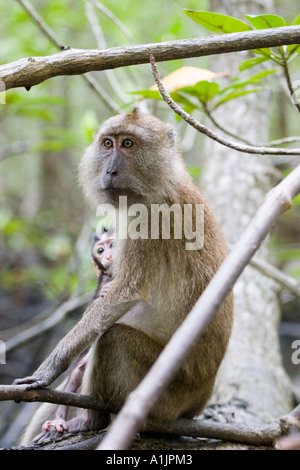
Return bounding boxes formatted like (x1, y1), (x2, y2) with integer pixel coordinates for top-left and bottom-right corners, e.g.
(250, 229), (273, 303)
(103, 138), (113, 148)
(122, 139), (134, 148)
(97, 247), (105, 254)
(110, 242), (115, 249)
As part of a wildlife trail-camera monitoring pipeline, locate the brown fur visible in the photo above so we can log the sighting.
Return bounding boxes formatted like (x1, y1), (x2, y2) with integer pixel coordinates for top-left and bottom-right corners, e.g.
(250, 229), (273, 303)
(18, 110), (233, 445)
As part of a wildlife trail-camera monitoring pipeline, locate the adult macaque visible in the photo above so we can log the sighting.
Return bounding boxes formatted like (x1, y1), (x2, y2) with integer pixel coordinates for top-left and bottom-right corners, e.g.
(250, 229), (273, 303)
(41, 227), (115, 435)
(15, 109), (233, 444)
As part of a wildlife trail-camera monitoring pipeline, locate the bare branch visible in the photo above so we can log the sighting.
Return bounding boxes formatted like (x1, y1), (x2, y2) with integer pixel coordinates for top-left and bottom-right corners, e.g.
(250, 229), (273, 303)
(250, 257), (300, 299)
(98, 162), (300, 450)
(1, 382), (299, 449)
(2, 26), (300, 91)
(0, 385), (104, 412)
(87, 0), (137, 45)
(85, 1), (129, 104)
(15, 0), (120, 113)
(282, 55), (300, 113)
(15, 0), (64, 49)
(1, 382), (298, 448)
(203, 104), (254, 146)
(0, 141), (31, 162)
(150, 55), (300, 156)
(4, 293), (92, 353)
(266, 136), (300, 146)
(0, 385), (299, 448)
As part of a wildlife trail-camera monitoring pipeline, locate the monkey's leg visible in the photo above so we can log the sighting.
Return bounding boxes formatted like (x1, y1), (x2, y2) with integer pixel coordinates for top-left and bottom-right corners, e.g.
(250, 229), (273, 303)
(32, 345), (109, 445)
(93, 323), (215, 422)
(67, 323), (214, 427)
(41, 351), (90, 434)
(20, 378), (69, 446)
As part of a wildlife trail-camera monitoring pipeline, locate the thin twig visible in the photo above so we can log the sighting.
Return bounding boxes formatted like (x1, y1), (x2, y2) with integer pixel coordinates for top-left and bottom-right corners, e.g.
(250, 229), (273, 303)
(15, 0), (120, 113)
(204, 106), (300, 149)
(98, 161), (300, 450)
(282, 56), (300, 113)
(150, 55), (300, 156)
(250, 257), (300, 299)
(87, 0), (137, 45)
(85, 1), (128, 104)
(15, 0), (64, 49)
(4, 293), (92, 353)
(0, 141), (31, 162)
(266, 136), (300, 146)
(0, 385), (104, 412)
(203, 104), (254, 145)
(204, 106), (300, 148)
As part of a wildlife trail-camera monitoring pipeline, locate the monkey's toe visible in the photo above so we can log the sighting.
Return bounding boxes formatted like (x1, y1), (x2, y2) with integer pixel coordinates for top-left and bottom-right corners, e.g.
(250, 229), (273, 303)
(33, 428), (65, 445)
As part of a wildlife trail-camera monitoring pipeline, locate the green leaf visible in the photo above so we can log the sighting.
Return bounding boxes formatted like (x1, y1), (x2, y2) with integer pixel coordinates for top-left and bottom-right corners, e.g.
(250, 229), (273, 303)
(239, 56), (269, 71)
(131, 90), (161, 100)
(184, 10), (252, 34)
(214, 88), (264, 107)
(176, 81), (220, 104)
(221, 70), (276, 94)
(292, 14), (300, 25)
(245, 14), (286, 29)
(187, 166), (202, 178)
(250, 48), (273, 58)
(287, 44), (300, 54)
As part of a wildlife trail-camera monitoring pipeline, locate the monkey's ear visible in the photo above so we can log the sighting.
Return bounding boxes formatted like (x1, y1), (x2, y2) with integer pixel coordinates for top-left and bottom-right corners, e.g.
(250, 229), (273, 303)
(167, 127), (176, 143)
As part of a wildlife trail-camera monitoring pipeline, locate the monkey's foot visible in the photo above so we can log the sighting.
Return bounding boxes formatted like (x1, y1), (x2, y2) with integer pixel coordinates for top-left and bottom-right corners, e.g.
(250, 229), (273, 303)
(42, 418), (69, 433)
(33, 417), (95, 445)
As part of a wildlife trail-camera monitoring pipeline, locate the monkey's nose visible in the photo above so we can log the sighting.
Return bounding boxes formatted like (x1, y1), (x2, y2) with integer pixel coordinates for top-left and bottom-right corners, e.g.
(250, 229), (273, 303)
(107, 168), (118, 177)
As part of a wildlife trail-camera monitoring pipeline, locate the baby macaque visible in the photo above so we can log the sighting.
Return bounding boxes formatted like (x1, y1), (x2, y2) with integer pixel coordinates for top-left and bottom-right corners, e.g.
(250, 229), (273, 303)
(91, 226), (115, 299)
(41, 227), (115, 434)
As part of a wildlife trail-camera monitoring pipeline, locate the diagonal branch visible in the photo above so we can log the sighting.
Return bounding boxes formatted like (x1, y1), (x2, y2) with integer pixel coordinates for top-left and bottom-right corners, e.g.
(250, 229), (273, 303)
(97, 161), (300, 450)
(150, 55), (300, 156)
(1, 26), (300, 91)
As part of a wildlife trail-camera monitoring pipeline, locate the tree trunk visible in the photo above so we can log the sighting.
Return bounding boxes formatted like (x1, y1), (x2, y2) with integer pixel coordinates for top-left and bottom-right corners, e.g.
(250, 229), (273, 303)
(201, 0), (294, 426)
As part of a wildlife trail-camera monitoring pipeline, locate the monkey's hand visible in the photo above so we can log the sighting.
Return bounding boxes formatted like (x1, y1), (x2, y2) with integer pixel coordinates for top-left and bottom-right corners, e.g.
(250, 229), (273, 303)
(13, 375), (53, 390)
(13, 350), (69, 390)
(100, 283), (111, 297)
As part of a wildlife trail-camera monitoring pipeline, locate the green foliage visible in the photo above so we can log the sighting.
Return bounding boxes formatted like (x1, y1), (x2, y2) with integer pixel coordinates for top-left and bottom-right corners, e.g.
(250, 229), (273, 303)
(185, 10), (300, 70)
(184, 10), (251, 33)
(244, 14), (287, 29)
(133, 70), (275, 113)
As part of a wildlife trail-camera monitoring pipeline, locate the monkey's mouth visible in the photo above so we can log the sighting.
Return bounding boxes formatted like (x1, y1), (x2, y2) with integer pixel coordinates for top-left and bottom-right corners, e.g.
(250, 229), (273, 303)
(104, 187), (128, 195)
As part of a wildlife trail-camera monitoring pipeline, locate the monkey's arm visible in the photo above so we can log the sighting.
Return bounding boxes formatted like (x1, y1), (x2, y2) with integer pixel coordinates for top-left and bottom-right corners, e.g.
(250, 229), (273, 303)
(13, 291), (141, 390)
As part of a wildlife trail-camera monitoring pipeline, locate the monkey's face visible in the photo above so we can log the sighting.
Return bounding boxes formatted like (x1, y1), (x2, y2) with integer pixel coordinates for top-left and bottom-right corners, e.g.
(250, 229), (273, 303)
(92, 237), (115, 270)
(79, 109), (186, 208)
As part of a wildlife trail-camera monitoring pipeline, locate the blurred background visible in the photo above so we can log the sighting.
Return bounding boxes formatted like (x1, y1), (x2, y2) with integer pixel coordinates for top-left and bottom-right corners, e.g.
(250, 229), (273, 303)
(0, 0), (299, 446)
